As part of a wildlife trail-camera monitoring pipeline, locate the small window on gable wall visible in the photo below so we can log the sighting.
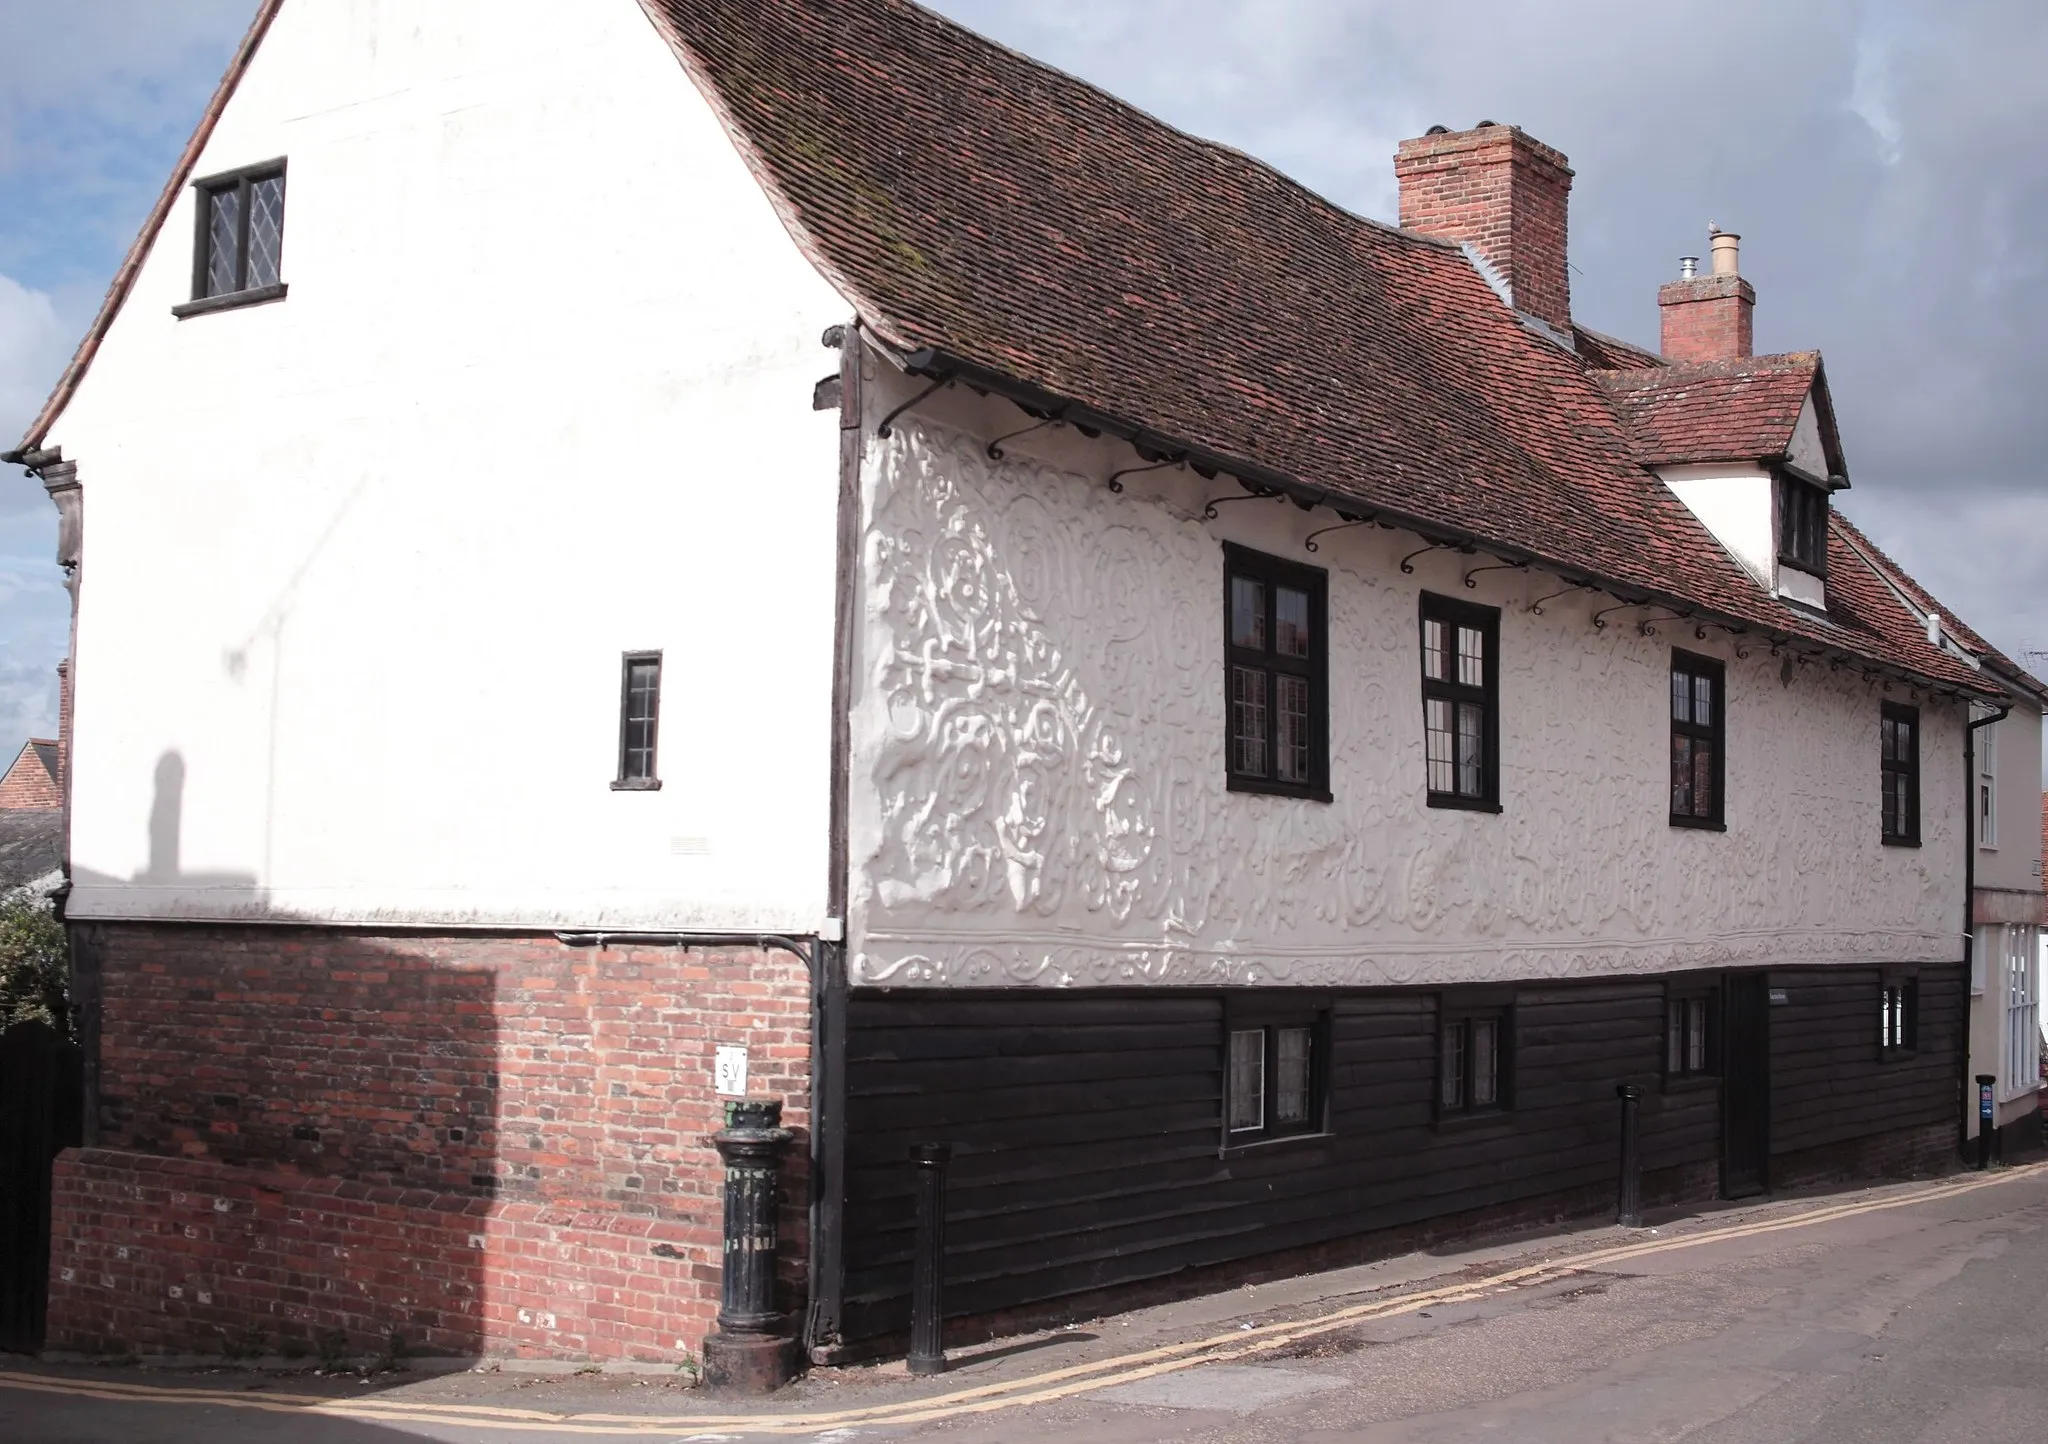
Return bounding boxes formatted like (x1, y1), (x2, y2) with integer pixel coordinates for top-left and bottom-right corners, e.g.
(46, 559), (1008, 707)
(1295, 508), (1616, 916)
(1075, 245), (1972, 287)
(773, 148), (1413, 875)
(1779, 478), (1828, 574)
(185, 161), (287, 309)
(614, 652), (662, 790)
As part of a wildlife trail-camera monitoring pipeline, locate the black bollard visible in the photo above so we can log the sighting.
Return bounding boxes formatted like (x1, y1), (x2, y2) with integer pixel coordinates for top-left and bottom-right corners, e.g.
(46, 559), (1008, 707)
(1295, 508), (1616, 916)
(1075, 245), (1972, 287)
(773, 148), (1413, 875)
(907, 1142), (953, 1376)
(1976, 1074), (1996, 1171)
(702, 1098), (797, 1393)
(1615, 1084), (1643, 1228)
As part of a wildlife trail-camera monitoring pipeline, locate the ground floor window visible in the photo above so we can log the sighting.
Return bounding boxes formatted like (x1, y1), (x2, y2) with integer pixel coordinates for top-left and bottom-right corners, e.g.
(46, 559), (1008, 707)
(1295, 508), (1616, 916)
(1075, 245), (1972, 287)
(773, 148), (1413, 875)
(1880, 974), (1918, 1057)
(1666, 986), (1718, 1079)
(2004, 925), (2040, 1098)
(1439, 999), (1510, 1117)
(1225, 1009), (1327, 1142)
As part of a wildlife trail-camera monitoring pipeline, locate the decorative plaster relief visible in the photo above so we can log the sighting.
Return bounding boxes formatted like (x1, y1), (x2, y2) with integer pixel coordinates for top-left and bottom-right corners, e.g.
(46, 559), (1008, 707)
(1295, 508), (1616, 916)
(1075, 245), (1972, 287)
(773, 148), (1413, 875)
(847, 418), (1957, 988)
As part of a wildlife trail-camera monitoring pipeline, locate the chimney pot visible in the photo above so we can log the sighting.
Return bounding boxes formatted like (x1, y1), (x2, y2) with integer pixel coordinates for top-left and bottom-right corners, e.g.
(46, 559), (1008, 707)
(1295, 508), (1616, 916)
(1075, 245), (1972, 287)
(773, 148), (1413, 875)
(1710, 230), (1741, 277)
(1679, 256), (1698, 279)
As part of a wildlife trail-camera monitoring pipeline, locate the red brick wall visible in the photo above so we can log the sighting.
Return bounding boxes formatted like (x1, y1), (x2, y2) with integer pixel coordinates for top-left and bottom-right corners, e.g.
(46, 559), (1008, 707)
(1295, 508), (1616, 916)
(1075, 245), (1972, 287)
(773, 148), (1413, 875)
(47, 925), (812, 1363)
(1657, 274), (1755, 363)
(1394, 124), (1574, 333)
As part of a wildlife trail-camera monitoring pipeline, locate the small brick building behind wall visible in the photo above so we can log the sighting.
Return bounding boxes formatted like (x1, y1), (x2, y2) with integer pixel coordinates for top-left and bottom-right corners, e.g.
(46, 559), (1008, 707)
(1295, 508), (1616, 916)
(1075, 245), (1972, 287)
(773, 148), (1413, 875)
(45, 926), (810, 1364)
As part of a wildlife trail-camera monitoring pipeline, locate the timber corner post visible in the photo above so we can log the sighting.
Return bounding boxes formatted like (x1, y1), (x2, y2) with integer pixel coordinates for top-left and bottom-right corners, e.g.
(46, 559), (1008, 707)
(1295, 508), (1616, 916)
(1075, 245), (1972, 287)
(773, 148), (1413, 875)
(703, 1098), (798, 1392)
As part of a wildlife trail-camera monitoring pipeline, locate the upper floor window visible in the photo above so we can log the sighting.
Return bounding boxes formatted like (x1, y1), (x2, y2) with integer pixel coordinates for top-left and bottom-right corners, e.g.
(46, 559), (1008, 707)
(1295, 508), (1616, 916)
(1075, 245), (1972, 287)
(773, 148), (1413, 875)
(181, 161), (287, 314)
(1779, 478), (1828, 574)
(1420, 594), (1499, 811)
(1224, 545), (1328, 800)
(1880, 702), (1919, 847)
(613, 652), (662, 790)
(1977, 718), (1998, 849)
(1670, 651), (1724, 829)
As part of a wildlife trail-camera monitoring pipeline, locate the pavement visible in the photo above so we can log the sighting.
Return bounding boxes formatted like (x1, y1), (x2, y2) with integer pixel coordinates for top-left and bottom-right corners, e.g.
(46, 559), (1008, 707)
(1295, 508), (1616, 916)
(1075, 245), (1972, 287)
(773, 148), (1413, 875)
(5, 1161), (2048, 1442)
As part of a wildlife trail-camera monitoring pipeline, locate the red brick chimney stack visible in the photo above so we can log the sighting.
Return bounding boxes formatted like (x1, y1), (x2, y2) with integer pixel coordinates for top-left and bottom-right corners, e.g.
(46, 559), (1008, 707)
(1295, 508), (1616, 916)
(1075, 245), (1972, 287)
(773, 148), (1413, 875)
(1658, 228), (1755, 362)
(1394, 122), (1574, 334)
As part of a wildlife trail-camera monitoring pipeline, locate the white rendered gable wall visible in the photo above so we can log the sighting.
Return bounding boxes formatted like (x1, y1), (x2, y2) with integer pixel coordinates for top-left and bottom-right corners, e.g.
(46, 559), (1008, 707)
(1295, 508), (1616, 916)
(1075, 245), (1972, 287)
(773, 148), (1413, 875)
(845, 363), (1964, 988)
(49, 0), (851, 928)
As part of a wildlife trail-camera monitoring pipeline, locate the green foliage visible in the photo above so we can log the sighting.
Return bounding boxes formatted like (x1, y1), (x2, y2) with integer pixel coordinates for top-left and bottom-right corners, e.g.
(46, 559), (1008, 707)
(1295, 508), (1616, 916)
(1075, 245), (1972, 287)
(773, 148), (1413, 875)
(0, 887), (72, 1040)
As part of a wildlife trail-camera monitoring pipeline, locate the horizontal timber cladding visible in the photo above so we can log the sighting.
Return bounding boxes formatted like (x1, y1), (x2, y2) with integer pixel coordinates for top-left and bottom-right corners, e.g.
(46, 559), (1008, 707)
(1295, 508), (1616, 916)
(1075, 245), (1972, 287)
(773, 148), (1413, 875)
(1767, 963), (1965, 1158)
(839, 981), (1729, 1342)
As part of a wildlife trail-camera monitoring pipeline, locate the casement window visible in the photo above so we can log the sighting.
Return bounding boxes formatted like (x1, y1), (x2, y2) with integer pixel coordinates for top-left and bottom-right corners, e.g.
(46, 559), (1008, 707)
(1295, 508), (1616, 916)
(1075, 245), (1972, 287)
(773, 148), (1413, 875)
(1419, 594), (1499, 810)
(1669, 651), (1725, 829)
(179, 160), (287, 313)
(1224, 1009), (1327, 1144)
(1438, 1000), (1509, 1118)
(1977, 720), (1998, 849)
(1880, 703), (1919, 846)
(1666, 987), (1718, 1079)
(1224, 545), (1329, 799)
(1778, 478), (1828, 574)
(1879, 975), (1918, 1056)
(2003, 926), (2040, 1099)
(613, 652), (662, 790)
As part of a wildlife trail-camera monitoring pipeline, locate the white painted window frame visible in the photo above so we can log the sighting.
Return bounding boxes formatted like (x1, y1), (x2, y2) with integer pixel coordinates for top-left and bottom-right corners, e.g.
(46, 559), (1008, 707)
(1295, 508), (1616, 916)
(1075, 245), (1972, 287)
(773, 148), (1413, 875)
(1977, 721), (1997, 849)
(2004, 924), (2040, 1100)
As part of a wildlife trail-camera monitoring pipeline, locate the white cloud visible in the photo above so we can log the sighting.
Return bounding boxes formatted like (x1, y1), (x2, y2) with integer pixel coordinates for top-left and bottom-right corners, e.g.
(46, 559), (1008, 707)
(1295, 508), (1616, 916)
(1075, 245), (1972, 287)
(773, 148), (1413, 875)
(0, 269), (67, 443)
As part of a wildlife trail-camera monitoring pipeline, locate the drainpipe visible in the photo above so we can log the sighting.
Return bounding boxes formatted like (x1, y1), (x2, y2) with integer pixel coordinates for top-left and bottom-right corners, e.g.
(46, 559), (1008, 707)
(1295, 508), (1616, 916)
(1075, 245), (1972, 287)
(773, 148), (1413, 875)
(1962, 702), (2010, 1157)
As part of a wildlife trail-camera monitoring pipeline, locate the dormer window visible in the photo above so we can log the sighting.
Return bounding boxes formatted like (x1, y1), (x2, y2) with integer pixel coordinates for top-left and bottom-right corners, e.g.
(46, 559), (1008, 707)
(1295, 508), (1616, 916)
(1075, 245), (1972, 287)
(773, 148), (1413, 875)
(1779, 478), (1828, 574)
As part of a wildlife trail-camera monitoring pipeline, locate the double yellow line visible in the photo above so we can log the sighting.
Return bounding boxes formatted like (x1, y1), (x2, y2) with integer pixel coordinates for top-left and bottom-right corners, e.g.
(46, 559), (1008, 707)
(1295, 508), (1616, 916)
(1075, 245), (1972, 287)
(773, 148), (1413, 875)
(3, 1162), (2041, 1436)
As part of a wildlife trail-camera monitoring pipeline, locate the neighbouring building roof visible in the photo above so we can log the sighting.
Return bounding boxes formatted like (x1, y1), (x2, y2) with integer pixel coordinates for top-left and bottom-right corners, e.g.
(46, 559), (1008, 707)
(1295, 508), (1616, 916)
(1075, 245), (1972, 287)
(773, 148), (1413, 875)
(642, 0), (1990, 694)
(1595, 353), (1838, 472)
(0, 809), (61, 891)
(0, 739), (61, 811)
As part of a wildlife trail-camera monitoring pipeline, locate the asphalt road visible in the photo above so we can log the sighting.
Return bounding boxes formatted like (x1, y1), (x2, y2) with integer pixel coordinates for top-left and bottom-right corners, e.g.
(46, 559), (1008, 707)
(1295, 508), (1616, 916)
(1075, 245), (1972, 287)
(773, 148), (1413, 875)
(5, 1163), (2047, 1443)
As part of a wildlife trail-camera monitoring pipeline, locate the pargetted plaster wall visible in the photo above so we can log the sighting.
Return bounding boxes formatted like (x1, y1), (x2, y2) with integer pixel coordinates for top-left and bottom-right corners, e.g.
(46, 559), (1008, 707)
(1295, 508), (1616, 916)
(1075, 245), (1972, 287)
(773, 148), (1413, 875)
(846, 369), (1964, 989)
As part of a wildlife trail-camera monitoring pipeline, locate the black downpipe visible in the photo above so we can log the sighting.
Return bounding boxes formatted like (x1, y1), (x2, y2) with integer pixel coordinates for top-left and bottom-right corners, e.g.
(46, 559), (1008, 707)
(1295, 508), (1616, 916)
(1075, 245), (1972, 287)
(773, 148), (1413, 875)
(1961, 703), (2010, 1159)
(803, 316), (865, 1359)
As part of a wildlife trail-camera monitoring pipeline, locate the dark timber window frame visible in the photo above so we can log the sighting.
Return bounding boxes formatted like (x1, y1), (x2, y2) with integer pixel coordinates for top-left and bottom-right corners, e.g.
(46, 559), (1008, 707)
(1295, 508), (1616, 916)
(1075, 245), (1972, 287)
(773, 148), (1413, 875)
(1669, 649), (1726, 830)
(1778, 475), (1829, 576)
(1419, 593), (1500, 812)
(174, 158), (289, 319)
(1435, 992), (1513, 1124)
(1664, 982), (1720, 1085)
(1220, 1000), (1331, 1154)
(613, 651), (663, 791)
(1878, 972), (1919, 1059)
(1223, 544), (1330, 801)
(1881, 702), (1920, 847)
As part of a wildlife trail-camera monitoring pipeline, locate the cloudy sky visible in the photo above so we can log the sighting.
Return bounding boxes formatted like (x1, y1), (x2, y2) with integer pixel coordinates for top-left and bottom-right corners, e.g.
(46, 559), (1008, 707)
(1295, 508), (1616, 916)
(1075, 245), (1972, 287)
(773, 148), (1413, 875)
(1, 0), (2044, 767)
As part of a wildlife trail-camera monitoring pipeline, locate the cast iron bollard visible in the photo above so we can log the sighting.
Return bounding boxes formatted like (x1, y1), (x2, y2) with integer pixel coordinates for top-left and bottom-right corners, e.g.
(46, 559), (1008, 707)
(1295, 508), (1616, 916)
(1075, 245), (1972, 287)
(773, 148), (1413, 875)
(1976, 1074), (1996, 1171)
(702, 1098), (797, 1393)
(1615, 1083), (1643, 1227)
(907, 1142), (953, 1376)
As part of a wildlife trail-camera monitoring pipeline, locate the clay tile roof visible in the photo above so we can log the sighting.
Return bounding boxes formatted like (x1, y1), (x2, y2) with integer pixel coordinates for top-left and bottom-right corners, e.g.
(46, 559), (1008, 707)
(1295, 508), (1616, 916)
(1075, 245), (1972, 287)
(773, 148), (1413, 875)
(647, 1), (2005, 691)
(1595, 354), (1824, 469)
(1573, 326), (1666, 372)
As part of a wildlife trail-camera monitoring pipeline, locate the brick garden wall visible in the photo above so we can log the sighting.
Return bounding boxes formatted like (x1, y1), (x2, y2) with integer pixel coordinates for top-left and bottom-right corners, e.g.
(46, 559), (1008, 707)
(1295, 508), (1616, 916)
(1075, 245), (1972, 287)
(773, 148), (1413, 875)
(46, 925), (811, 1364)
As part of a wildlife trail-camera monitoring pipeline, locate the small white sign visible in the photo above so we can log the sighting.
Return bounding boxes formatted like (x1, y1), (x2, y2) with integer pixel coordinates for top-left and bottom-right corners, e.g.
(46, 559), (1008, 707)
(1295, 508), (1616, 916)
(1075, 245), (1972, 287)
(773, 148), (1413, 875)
(715, 1044), (749, 1098)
